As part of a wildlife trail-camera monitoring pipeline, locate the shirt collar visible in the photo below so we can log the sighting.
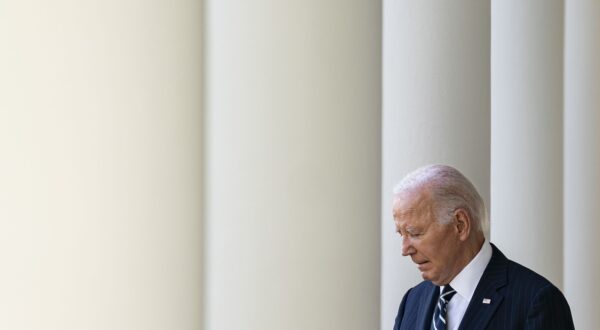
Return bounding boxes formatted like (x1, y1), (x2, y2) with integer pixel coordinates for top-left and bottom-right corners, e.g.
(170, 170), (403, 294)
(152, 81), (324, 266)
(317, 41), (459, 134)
(444, 239), (492, 302)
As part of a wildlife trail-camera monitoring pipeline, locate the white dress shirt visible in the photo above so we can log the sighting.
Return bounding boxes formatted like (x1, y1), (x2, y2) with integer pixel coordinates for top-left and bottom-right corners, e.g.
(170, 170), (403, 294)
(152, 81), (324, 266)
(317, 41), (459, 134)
(441, 240), (492, 330)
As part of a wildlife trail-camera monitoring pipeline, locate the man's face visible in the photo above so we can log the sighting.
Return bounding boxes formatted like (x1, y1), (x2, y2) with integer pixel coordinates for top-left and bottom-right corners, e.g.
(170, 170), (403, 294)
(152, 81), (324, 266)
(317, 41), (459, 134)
(392, 190), (463, 285)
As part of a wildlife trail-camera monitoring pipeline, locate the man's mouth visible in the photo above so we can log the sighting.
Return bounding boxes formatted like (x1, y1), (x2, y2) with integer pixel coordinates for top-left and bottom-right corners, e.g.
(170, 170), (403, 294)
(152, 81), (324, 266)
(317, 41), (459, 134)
(416, 261), (429, 270)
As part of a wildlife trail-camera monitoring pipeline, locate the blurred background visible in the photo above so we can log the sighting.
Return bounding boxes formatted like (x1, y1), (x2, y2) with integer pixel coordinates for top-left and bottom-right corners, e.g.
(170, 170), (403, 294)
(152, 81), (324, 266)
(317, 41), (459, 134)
(1, 0), (598, 329)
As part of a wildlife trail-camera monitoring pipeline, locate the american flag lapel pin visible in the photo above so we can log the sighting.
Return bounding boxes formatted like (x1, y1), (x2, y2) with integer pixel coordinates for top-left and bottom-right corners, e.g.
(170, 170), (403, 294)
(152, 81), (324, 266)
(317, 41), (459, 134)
(482, 298), (491, 304)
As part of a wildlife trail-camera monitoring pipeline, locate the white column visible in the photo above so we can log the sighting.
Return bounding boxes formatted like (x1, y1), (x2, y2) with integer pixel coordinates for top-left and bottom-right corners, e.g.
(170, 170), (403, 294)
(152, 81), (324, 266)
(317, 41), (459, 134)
(0, 1), (203, 330)
(205, 1), (381, 330)
(382, 1), (490, 329)
(564, 1), (600, 328)
(490, 1), (564, 288)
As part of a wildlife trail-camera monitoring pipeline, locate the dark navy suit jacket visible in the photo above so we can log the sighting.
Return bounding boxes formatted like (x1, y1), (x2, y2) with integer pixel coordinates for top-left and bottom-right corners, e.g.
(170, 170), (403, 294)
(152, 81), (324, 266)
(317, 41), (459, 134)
(393, 244), (574, 330)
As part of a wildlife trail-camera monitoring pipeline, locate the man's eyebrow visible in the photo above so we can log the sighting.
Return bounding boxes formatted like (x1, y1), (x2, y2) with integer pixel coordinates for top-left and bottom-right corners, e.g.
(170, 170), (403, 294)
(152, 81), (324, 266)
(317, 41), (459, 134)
(396, 225), (419, 235)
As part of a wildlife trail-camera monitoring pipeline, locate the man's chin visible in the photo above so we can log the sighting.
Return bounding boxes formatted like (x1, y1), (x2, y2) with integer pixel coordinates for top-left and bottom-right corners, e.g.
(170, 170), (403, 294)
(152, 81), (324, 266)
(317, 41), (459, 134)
(419, 271), (440, 284)
(417, 264), (431, 279)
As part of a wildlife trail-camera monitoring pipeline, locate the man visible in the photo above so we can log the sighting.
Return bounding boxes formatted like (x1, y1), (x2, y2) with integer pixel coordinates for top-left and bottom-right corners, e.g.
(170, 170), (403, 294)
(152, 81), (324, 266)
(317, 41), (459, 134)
(392, 165), (574, 330)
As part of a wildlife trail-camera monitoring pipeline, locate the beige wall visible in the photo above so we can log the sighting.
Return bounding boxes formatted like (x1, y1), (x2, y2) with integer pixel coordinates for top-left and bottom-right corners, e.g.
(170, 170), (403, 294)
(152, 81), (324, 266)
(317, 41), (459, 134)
(0, 1), (203, 329)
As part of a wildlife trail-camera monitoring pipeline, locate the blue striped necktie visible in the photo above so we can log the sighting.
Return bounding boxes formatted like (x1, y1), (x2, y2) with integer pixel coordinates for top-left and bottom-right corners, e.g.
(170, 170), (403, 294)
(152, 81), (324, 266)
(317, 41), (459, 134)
(431, 285), (457, 330)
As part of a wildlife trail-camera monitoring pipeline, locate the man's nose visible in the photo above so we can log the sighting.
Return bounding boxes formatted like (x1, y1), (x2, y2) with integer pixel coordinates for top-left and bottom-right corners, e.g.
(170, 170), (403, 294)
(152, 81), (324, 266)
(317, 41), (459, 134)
(401, 237), (414, 256)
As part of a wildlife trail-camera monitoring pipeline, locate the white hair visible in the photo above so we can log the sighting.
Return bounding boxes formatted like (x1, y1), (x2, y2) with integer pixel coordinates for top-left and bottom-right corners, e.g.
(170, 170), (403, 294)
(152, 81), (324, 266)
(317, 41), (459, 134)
(393, 164), (488, 234)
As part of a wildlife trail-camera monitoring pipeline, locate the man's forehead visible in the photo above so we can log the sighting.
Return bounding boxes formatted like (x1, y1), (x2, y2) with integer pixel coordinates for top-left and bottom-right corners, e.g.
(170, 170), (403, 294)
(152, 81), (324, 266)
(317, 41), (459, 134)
(393, 190), (429, 214)
(392, 205), (416, 218)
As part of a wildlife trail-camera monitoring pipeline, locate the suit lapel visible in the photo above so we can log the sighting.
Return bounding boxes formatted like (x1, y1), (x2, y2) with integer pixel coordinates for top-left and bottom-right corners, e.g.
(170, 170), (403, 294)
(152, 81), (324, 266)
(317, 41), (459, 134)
(415, 284), (439, 330)
(458, 244), (508, 330)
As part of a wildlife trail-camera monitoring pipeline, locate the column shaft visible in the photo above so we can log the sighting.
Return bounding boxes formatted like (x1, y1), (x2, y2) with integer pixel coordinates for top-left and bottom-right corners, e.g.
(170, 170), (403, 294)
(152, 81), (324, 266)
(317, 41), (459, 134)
(205, 1), (382, 329)
(564, 1), (600, 328)
(0, 1), (203, 329)
(490, 0), (564, 287)
(381, 1), (490, 328)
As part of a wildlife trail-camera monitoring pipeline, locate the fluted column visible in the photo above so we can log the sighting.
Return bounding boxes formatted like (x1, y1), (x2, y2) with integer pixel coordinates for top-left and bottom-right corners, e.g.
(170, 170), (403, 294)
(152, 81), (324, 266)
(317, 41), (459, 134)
(0, 1), (203, 329)
(564, 1), (600, 328)
(490, 0), (564, 288)
(204, 1), (381, 330)
(381, 1), (490, 328)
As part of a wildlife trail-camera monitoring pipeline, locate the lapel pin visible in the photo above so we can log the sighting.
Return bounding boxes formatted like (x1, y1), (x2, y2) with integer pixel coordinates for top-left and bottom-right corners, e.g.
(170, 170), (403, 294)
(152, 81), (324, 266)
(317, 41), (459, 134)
(482, 298), (491, 304)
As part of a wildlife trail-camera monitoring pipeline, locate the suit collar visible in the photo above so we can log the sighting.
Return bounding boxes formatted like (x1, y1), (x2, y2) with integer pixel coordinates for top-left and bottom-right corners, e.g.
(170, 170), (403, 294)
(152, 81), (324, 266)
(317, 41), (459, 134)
(458, 243), (508, 330)
(414, 283), (439, 330)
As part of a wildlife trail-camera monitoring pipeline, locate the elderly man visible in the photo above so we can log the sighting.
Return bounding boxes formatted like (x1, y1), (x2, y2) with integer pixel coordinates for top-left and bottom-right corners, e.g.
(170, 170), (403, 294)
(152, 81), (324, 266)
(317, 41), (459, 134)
(392, 165), (574, 330)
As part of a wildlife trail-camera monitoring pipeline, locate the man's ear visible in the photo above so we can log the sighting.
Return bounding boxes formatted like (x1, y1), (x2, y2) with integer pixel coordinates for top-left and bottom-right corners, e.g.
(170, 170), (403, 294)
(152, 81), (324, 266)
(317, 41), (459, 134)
(454, 208), (471, 241)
